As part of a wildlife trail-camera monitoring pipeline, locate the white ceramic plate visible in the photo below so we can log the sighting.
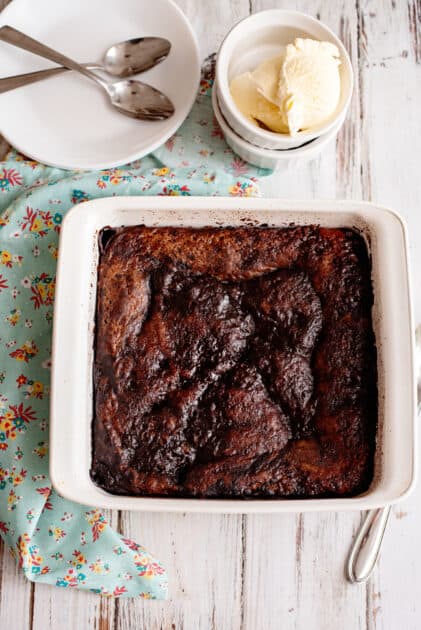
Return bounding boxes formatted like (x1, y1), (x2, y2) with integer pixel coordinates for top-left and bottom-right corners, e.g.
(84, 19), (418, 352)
(50, 197), (417, 513)
(0, 0), (200, 170)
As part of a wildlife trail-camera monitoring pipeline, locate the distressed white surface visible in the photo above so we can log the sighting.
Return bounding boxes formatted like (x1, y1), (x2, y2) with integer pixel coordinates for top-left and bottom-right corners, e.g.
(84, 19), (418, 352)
(0, 0), (420, 628)
(0, 544), (32, 630)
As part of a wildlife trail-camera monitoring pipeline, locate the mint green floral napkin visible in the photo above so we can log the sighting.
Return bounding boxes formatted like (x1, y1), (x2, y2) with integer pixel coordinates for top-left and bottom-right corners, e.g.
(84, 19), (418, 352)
(0, 69), (270, 598)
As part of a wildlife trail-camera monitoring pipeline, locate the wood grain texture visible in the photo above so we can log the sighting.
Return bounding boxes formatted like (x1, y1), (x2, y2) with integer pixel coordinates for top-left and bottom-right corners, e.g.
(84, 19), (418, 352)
(175, 0), (250, 61)
(0, 538), (33, 630)
(117, 513), (244, 630)
(0, 0), (420, 628)
(354, 4), (421, 629)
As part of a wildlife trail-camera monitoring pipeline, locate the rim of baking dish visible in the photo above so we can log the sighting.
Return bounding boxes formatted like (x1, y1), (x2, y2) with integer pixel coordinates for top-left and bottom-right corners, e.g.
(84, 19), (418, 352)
(50, 197), (417, 513)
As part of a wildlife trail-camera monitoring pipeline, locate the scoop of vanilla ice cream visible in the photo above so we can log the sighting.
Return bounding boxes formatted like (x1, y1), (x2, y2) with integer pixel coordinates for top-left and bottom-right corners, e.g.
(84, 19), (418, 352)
(230, 70), (289, 133)
(278, 38), (341, 135)
(229, 38), (341, 136)
(250, 55), (284, 106)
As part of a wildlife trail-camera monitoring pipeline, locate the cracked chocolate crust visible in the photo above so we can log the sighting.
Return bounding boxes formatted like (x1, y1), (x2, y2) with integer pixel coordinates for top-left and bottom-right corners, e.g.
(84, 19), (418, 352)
(91, 225), (377, 498)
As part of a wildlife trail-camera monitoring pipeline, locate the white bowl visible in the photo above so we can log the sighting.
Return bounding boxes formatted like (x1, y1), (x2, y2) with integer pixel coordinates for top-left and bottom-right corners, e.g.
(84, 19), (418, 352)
(212, 87), (344, 170)
(216, 9), (353, 150)
(0, 0), (200, 170)
(50, 196), (417, 513)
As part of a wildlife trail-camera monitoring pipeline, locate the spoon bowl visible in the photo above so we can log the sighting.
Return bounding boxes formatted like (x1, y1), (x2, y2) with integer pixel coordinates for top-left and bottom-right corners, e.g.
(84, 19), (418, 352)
(103, 37), (171, 77)
(109, 79), (175, 120)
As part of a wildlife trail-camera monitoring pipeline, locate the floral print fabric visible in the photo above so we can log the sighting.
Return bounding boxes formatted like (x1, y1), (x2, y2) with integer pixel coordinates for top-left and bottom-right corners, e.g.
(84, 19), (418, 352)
(0, 77), (268, 598)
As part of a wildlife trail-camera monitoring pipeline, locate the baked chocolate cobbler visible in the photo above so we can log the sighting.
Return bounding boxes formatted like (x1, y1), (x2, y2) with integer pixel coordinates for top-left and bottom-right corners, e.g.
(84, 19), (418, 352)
(91, 225), (377, 498)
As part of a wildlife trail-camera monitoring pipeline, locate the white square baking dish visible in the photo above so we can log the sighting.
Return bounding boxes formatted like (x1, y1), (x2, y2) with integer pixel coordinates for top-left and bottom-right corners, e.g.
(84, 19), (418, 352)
(50, 197), (417, 513)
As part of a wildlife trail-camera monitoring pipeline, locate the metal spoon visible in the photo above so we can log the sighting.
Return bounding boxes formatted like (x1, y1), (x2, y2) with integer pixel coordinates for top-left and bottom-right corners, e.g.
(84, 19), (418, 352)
(347, 506), (392, 583)
(0, 36), (171, 94)
(0, 26), (174, 120)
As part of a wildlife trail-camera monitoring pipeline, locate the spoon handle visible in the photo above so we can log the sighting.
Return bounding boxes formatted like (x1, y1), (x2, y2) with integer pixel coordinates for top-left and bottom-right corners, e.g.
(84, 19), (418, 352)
(0, 67), (67, 93)
(347, 506), (392, 583)
(0, 26), (108, 89)
(0, 65), (107, 94)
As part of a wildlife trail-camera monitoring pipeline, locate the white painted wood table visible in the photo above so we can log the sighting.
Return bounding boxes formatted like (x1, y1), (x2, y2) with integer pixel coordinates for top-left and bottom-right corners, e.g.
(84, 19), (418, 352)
(0, 1), (420, 628)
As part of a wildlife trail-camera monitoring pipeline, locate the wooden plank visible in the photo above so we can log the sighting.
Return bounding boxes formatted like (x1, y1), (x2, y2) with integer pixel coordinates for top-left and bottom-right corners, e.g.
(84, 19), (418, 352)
(241, 514), (297, 629)
(293, 512), (367, 630)
(242, 515), (367, 630)
(116, 513), (244, 630)
(0, 539), (32, 630)
(356, 2), (421, 628)
(356, 0), (421, 321)
(32, 581), (115, 630)
(175, 0), (250, 61)
(367, 494), (421, 630)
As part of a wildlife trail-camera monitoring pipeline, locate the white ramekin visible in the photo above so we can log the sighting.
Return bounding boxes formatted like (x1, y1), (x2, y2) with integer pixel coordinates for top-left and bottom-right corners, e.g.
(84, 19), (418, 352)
(212, 87), (344, 170)
(50, 197), (417, 513)
(216, 9), (353, 150)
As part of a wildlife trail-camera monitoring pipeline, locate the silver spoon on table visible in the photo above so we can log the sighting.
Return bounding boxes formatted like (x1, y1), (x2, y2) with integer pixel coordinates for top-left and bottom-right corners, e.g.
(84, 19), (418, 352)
(347, 324), (421, 583)
(0, 26), (174, 120)
(0, 35), (171, 93)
